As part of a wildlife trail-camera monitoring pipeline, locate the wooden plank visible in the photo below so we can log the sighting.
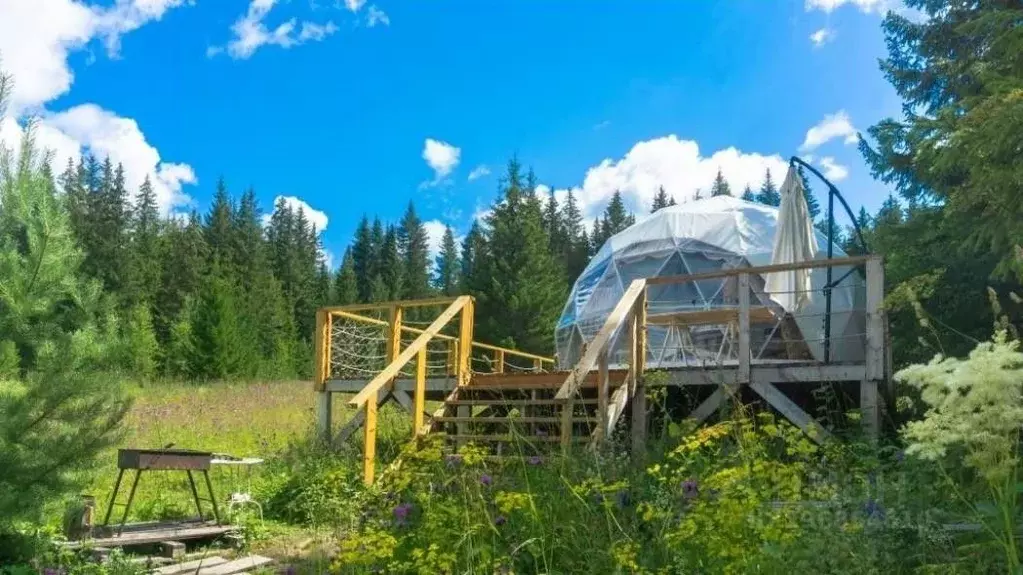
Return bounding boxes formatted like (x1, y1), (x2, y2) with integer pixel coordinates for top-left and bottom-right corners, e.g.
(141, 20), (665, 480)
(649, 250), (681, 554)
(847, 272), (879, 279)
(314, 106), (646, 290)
(630, 292), (647, 457)
(494, 349), (505, 374)
(749, 381), (831, 443)
(595, 350), (609, 443)
(154, 556), (228, 575)
(348, 297), (468, 408)
(738, 272), (751, 384)
(322, 297), (458, 313)
(473, 342), (553, 363)
(863, 255), (884, 439)
(363, 394), (378, 485)
(457, 297), (474, 386)
(414, 347), (426, 435)
(326, 377), (454, 393)
(445, 398), (598, 406)
(435, 416), (597, 424)
(159, 540), (185, 559)
(313, 309), (329, 392)
(66, 525), (235, 549)
(646, 306), (776, 327)
(385, 305), (403, 390)
(334, 389), (391, 445)
(196, 555), (274, 575)
(316, 391), (331, 444)
(646, 254), (872, 286)
(556, 280), (647, 401)
(475, 370), (630, 389)
(603, 385), (630, 440)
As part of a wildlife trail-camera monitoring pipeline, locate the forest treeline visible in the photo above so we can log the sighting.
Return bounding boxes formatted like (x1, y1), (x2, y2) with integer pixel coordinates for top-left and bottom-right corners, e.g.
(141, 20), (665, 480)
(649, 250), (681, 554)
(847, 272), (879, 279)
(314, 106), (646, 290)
(42, 151), (854, 380)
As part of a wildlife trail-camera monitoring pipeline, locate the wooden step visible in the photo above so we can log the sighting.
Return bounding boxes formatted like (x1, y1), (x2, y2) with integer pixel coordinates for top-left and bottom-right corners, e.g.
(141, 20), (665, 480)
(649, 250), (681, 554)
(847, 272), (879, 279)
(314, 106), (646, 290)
(155, 557), (227, 575)
(434, 416), (598, 424)
(443, 434), (588, 443)
(444, 398), (598, 406)
(468, 370), (628, 390)
(196, 555), (274, 575)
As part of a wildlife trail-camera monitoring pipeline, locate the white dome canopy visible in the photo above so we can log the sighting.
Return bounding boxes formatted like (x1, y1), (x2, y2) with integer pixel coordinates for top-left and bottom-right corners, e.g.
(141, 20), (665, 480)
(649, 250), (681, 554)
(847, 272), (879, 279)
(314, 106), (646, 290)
(555, 196), (865, 368)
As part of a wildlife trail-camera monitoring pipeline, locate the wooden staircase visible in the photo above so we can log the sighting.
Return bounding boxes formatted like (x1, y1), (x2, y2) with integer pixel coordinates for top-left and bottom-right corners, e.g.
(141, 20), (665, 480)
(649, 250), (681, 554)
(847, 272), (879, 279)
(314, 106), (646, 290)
(431, 371), (630, 455)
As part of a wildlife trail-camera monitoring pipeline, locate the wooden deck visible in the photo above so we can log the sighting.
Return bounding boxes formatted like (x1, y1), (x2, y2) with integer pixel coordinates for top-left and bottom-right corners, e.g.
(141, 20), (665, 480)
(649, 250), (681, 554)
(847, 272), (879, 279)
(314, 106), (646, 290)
(62, 520), (237, 549)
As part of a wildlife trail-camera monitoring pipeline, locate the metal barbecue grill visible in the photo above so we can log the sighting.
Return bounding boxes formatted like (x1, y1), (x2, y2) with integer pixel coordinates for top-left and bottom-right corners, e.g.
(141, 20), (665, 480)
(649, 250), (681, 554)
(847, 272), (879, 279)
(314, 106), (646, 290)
(102, 448), (222, 535)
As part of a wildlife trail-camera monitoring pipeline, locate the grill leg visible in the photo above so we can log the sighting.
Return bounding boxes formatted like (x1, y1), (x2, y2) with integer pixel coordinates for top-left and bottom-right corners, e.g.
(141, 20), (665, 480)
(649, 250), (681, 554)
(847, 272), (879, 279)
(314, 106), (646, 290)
(102, 469), (125, 526)
(202, 470), (222, 525)
(118, 470), (143, 535)
(186, 470), (204, 522)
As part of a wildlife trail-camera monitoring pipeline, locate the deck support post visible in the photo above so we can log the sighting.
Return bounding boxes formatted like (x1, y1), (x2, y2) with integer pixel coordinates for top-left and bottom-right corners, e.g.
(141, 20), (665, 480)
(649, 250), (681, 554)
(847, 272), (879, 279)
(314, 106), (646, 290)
(314, 309), (332, 444)
(863, 255), (885, 440)
(630, 288), (648, 458)
(595, 349), (609, 443)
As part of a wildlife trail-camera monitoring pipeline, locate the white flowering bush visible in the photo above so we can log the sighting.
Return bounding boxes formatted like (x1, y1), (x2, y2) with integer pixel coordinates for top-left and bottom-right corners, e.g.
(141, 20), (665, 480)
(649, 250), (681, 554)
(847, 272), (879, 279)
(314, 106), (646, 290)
(897, 330), (1023, 569)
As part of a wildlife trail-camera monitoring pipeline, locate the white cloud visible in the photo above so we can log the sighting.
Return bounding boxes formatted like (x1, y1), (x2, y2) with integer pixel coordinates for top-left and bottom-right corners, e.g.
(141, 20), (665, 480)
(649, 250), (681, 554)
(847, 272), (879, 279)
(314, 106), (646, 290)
(593, 120), (611, 131)
(818, 156), (849, 181)
(800, 110), (858, 152)
(423, 219), (448, 260)
(0, 0), (198, 213)
(422, 138), (461, 182)
(805, 0), (886, 13)
(344, 0), (365, 12)
(210, 0), (338, 60)
(467, 164), (490, 181)
(553, 135), (788, 218)
(809, 28), (835, 47)
(262, 195), (330, 232)
(366, 5), (390, 27)
(0, 0), (192, 114)
(43, 104), (197, 212)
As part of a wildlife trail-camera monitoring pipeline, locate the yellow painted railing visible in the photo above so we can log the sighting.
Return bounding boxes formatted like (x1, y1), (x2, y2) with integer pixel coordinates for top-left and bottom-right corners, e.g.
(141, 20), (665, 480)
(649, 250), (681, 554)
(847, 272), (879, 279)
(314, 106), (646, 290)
(313, 296), (556, 484)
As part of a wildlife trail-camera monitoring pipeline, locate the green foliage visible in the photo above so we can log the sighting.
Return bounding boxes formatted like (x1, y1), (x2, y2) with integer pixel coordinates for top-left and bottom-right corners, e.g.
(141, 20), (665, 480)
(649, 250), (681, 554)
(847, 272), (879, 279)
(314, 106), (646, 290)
(433, 225), (460, 296)
(756, 167), (780, 206)
(398, 201), (432, 299)
(710, 168), (732, 197)
(591, 190), (635, 250)
(189, 271), (249, 379)
(117, 304), (159, 377)
(651, 186), (675, 212)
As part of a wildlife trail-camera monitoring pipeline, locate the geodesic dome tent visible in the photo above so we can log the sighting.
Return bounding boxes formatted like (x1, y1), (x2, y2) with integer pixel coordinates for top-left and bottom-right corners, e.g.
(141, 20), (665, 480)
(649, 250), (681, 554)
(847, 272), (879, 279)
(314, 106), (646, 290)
(555, 196), (865, 369)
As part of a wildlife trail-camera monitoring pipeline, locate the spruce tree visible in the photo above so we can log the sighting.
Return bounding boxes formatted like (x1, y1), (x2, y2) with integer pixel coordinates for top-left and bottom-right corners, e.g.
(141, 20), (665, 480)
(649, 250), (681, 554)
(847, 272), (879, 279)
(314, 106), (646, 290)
(398, 201), (432, 299)
(154, 211), (207, 348)
(124, 176), (161, 310)
(756, 168), (780, 206)
(710, 168), (732, 197)
(562, 189), (590, 281)
(435, 225), (460, 296)
(741, 184), (756, 202)
(334, 248), (359, 305)
(0, 92), (129, 523)
(189, 269), (248, 380)
(205, 177), (236, 270)
(379, 225), (403, 300)
(796, 165), (821, 220)
(596, 190), (634, 246)
(651, 186), (673, 212)
(460, 220), (486, 293)
(471, 159), (566, 353)
(351, 215), (375, 302)
(543, 190), (564, 255)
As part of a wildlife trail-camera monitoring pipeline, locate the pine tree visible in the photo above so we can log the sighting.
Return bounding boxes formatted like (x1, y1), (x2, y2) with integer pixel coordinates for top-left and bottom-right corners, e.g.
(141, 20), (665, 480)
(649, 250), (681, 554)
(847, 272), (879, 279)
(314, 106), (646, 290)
(756, 168), (780, 206)
(379, 225), (403, 300)
(154, 211), (207, 348)
(0, 94), (129, 523)
(741, 184), (756, 202)
(460, 220), (486, 292)
(469, 159), (566, 353)
(398, 201), (431, 299)
(124, 176), (161, 309)
(435, 225), (460, 296)
(351, 216), (375, 302)
(189, 270), (248, 380)
(651, 186), (673, 212)
(798, 165), (821, 219)
(562, 189), (590, 281)
(334, 248), (359, 305)
(205, 177), (235, 270)
(543, 190), (564, 255)
(710, 168), (732, 197)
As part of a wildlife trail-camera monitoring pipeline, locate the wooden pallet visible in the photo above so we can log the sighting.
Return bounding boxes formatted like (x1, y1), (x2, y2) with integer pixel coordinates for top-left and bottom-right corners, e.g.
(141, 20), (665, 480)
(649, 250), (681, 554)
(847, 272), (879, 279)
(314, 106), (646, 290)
(63, 520), (237, 549)
(154, 555), (273, 575)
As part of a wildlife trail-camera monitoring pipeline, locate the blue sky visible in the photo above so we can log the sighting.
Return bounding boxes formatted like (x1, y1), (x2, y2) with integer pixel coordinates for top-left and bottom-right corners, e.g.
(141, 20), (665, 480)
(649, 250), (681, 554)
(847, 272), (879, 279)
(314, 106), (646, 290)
(0, 0), (903, 266)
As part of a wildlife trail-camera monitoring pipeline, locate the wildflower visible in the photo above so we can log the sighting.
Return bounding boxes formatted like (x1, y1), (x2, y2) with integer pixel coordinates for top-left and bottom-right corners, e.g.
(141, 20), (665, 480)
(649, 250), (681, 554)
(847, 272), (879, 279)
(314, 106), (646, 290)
(43, 569), (60, 575)
(863, 499), (886, 521)
(393, 502), (413, 526)
(480, 474), (493, 487)
(616, 489), (631, 508)
(682, 479), (699, 499)
(279, 567), (296, 575)
(494, 515), (507, 526)
(445, 453), (463, 468)
(527, 455), (543, 466)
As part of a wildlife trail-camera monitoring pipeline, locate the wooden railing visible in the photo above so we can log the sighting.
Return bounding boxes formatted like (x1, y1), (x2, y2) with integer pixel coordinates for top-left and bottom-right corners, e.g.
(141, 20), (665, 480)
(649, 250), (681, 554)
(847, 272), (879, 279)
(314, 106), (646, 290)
(314, 296), (557, 484)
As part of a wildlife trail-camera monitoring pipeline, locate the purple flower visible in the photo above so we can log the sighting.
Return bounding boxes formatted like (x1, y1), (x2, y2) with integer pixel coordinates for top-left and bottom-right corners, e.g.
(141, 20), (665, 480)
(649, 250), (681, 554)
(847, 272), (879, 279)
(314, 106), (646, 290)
(528, 455), (543, 466)
(494, 515), (507, 526)
(480, 474), (492, 487)
(682, 479), (699, 499)
(43, 569), (59, 575)
(863, 499), (885, 521)
(616, 489), (631, 508)
(393, 502), (413, 526)
(279, 567), (296, 575)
